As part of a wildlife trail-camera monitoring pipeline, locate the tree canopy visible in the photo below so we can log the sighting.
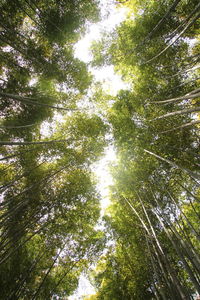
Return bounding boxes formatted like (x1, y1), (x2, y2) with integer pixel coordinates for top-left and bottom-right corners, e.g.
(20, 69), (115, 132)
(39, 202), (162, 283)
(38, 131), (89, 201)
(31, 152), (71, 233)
(0, 0), (200, 299)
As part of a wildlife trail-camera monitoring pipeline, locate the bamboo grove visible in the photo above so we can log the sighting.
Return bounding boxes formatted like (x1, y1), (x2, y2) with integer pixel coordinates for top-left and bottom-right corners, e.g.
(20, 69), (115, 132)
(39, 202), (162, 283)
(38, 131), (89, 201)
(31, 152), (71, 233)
(88, 0), (200, 299)
(0, 0), (200, 299)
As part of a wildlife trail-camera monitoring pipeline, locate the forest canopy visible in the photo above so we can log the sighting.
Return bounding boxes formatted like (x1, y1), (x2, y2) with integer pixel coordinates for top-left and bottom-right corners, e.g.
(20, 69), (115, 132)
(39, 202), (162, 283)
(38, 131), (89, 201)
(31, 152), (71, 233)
(0, 0), (200, 299)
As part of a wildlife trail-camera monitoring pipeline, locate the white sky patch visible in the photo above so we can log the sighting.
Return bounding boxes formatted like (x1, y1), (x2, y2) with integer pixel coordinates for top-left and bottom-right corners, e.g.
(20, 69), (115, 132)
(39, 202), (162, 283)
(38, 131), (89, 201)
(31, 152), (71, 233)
(74, 6), (127, 63)
(74, 4), (125, 214)
(40, 112), (65, 138)
(91, 65), (130, 96)
(29, 77), (38, 86)
(68, 274), (96, 300)
(67, 2), (125, 298)
(94, 146), (116, 213)
(67, 147), (117, 299)
(74, 25), (101, 63)
(74, 3), (128, 96)
(2, 46), (12, 52)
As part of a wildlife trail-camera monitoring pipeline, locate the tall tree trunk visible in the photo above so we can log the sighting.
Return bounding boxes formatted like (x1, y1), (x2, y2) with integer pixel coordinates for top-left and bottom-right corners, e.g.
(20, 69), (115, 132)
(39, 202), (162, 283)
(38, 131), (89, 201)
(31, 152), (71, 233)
(8, 251), (46, 299)
(0, 164), (67, 225)
(0, 124), (35, 129)
(0, 161), (45, 191)
(145, 4), (200, 63)
(31, 245), (65, 300)
(152, 106), (200, 120)
(145, 234), (168, 300)
(126, 192), (188, 299)
(167, 191), (200, 240)
(51, 261), (78, 295)
(166, 3), (200, 41)
(175, 180), (200, 203)
(0, 92), (78, 111)
(144, 149), (200, 181)
(149, 186), (200, 264)
(170, 225), (200, 273)
(160, 120), (200, 134)
(152, 208), (200, 294)
(152, 92), (200, 105)
(123, 197), (178, 298)
(0, 139), (70, 146)
(137, 0), (182, 47)
(137, 192), (190, 299)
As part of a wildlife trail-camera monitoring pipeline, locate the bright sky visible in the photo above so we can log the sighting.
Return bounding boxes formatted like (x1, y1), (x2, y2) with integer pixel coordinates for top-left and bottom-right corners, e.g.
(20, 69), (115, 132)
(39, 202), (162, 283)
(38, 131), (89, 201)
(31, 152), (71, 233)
(68, 2), (127, 299)
(73, 1), (127, 212)
(68, 274), (96, 300)
(68, 147), (117, 300)
(94, 145), (116, 213)
(74, 2), (128, 97)
(74, 1), (127, 217)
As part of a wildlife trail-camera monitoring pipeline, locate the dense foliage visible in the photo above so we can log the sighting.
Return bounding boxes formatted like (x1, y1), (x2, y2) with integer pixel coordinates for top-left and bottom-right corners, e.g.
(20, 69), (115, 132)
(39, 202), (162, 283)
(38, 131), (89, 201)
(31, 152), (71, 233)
(0, 0), (107, 298)
(89, 0), (200, 299)
(0, 0), (200, 299)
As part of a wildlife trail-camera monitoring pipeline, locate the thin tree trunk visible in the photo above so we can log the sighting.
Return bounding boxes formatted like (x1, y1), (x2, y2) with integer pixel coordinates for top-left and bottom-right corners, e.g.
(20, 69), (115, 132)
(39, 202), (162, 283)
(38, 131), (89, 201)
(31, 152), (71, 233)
(50, 261), (78, 296)
(123, 196), (177, 298)
(152, 106), (200, 120)
(152, 92), (200, 105)
(0, 92), (78, 111)
(144, 149), (200, 181)
(169, 65), (200, 79)
(126, 191), (186, 298)
(170, 225), (200, 273)
(145, 6), (200, 64)
(0, 164), (67, 224)
(138, 0), (181, 46)
(166, 2), (200, 40)
(0, 139), (70, 146)
(145, 234), (167, 300)
(122, 197), (149, 233)
(0, 147), (41, 161)
(0, 193), (56, 256)
(0, 124), (35, 129)
(16, 0), (42, 27)
(167, 191), (200, 240)
(0, 164), (66, 225)
(0, 203), (48, 252)
(0, 221), (48, 266)
(0, 163), (16, 175)
(149, 182), (200, 236)
(0, 160), (45, 191)
(160, 120), (200, 134)
(175, 180), (200, 203)
(153, 209), (200, 294)
(170, 76), (200, 91)
(8, 251), (46, 299)
(151, 239), (177, 299)
(174, 214), (200, 263)
(187, 87), (200, 96)
(0, 18), (29, 41)
(28, 0), (63, 34)
(31, 245), (65, 300)
(137, 193), (188, 299)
